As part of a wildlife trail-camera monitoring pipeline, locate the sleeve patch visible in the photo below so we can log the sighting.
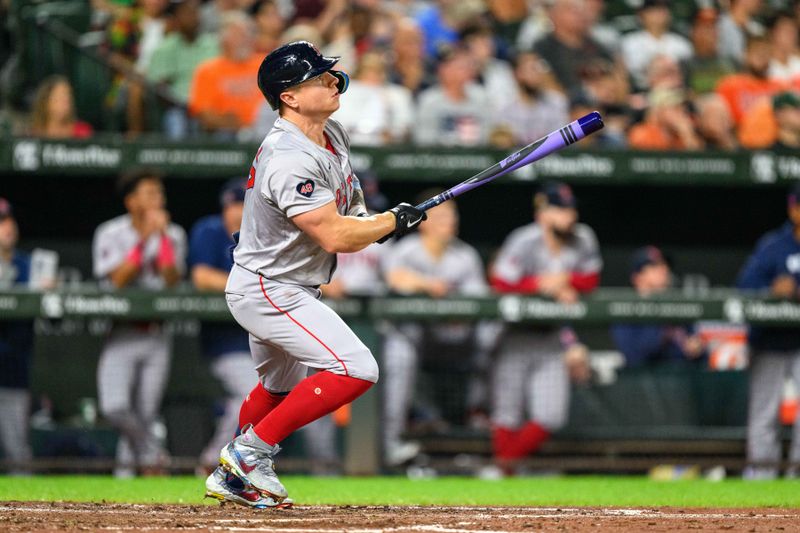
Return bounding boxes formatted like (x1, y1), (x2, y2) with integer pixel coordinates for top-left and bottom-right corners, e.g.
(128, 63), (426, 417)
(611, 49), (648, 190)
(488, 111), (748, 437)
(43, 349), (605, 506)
(296, 179), (315, 197)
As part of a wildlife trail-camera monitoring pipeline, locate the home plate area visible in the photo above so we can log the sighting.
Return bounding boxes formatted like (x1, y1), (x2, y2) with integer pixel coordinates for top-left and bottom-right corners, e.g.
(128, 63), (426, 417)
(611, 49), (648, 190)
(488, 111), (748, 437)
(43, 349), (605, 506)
(3, 503), (800, 532)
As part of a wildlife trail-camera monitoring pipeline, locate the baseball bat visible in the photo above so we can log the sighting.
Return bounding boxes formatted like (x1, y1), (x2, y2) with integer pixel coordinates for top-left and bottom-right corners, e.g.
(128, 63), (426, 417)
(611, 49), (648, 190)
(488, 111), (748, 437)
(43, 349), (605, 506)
(415, 111), (604, 212)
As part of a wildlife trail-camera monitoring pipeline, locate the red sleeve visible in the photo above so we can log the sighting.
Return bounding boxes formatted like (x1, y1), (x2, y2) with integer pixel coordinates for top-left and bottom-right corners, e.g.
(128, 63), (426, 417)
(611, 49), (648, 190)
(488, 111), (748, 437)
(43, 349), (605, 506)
(72, 121), (93, 139)
(570, 271), (600, 293)
(490, 274), (539, 294)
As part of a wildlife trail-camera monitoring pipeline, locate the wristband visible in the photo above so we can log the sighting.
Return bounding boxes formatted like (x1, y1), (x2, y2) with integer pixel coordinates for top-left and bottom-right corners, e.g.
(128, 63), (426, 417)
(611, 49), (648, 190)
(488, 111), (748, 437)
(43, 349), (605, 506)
(156, 234), (176, 269)
(125, 241), (145, 268)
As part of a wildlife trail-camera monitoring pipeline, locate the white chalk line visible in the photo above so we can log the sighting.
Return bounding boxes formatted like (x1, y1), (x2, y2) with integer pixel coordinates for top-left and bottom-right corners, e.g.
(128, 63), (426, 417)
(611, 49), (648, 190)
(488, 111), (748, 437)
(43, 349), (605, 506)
(1, 504), (798, 524)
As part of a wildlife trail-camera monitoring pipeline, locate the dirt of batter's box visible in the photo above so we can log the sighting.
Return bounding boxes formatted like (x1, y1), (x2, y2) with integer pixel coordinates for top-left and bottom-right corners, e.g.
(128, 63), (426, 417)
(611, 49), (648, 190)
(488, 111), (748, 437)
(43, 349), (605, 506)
(1, 501), (799, 532)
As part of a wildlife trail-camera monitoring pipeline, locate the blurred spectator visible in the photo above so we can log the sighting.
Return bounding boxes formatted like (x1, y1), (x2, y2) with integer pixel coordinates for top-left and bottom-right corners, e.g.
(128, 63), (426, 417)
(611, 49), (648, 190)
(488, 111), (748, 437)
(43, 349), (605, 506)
(415, 0), (485, 57)
(249, 0), (286, 54)
(103, 0), (170, 133)
(388, 18), (435, 95)
(381, 192), (488, 465)
(578, 59), (632, 137)
(585, 0), (621, 55)
(716, 34), (786, 125)
(199, 0), (242, 34)
(621, 0), (693, 91)
(737, 182), (800, 480)
(333, 51), (414, 145)
(188, 11), (263, 138)
(610, 246), (705, 368)
(485, 0), (529, 49)
(688, 7), (737, 95)
(460, 19), (517, 110)
(695, 93), (738, 150)
(718, 0), (765, 66)
(646, 54), (687, 92)
(628, 88), (702, 150)
(413, 45), (490, 146)
(93, 168), (187, 477)
(29, 76), (93, 139)
(190, 179), (252, 474)
(147, 0), (219, 139)
(766, 11), (800, 86)
(533, 0), (614, 97)
(490, 52), (568, 149)
(486, 182), (598, 477)
(0, 198), (34, 475)
(772, 91), (800, 149)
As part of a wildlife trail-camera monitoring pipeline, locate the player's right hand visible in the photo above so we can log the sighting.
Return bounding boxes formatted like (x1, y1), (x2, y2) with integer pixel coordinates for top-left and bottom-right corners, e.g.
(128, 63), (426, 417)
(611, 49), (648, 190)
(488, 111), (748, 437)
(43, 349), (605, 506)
(377, 203), (427, 243)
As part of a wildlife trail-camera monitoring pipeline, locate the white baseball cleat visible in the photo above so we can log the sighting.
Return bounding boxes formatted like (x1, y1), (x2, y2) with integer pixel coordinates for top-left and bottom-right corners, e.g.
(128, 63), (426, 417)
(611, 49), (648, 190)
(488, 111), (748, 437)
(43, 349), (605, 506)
(219, 427), (288, 500)
(205, 466), (293, 509)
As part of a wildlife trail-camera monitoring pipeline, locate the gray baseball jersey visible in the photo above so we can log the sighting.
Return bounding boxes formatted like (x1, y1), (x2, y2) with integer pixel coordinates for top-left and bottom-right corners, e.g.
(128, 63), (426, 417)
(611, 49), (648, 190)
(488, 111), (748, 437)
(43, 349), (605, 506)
(383, 234), (488, 296)
(492, 222), (602, 281)
(233, 117), (366, 287)
(93, 214), (188, 287)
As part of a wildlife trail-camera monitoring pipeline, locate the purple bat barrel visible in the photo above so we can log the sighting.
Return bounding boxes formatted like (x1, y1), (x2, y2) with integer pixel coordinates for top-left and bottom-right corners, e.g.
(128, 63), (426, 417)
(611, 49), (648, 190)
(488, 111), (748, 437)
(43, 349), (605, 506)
(415, 111), (604, 212)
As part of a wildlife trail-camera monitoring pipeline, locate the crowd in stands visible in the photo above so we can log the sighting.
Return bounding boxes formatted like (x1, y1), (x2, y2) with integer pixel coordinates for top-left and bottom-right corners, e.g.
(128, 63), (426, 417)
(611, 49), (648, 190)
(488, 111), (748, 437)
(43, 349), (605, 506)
(8, 0), (800, 150)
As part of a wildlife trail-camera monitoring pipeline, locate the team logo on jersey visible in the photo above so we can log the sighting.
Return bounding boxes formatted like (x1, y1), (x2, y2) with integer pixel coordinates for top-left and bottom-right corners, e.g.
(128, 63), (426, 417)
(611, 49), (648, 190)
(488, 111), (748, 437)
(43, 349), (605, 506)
(296, 179), (315, 198)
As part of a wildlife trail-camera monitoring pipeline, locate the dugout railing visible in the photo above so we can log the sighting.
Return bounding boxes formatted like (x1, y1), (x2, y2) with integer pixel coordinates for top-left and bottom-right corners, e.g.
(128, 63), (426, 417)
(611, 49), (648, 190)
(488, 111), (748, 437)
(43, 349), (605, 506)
(0, 287), (796, 475)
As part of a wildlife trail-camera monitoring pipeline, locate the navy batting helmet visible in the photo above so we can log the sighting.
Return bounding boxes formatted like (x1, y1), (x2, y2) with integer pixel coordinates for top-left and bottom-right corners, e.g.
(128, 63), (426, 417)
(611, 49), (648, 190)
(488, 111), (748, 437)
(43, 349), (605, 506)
(257, 41), (350, 110)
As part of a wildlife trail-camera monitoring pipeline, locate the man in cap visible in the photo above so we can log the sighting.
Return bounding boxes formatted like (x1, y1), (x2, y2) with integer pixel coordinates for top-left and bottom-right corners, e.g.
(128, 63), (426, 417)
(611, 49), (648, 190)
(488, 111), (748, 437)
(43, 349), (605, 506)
(737, 182), (800, 479)
(611, 246), (705, 368)
(190, 178), (253, 474)
(771, 91), (800, 150)
(484, 181), (599, 477)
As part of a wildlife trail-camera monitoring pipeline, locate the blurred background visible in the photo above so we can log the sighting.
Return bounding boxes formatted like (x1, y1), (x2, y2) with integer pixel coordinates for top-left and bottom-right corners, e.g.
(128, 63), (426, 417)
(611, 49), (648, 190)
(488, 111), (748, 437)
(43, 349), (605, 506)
(1, 0), (800, 481)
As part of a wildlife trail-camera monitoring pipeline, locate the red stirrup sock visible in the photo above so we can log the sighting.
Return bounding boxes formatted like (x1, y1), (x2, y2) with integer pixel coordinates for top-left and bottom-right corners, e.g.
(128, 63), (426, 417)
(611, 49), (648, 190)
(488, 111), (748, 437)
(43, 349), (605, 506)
(492, 426), (519, 460)
(253, 371), (373, 445)
(507, 421), (551, 457)
(238, 384), (286, 433)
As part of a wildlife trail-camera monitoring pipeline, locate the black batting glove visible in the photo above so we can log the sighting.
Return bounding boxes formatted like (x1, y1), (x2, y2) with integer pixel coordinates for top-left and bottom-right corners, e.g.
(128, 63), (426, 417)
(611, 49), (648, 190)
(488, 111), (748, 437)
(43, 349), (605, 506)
(377, 203), (427, 243)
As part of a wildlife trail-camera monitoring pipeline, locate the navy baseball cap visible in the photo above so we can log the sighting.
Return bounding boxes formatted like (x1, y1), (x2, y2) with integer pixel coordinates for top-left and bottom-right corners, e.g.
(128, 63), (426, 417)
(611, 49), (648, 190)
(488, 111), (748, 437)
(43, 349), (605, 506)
(0, 197), (13, 220)
(539, 181), (577, 209)
(630, 245), (668, 274)
(220, 178), (246, 207)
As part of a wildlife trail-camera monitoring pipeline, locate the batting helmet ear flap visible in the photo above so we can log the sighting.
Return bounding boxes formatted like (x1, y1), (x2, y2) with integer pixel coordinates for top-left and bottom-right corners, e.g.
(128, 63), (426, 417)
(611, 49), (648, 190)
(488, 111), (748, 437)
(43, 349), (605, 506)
(331, 70), (349, 94)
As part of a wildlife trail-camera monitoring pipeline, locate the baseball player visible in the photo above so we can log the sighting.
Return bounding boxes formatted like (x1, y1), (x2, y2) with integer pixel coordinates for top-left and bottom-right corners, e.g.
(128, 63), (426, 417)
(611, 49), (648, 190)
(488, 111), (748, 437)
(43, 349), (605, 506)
(381, 190), (489, 466)
(486, 181), (599, 476)
(737, 182), (800, 479)
(189, 178), (252, 474)
(611, 246), (705, 368)
(203, 41), (426, 508)
(0, 198), (34, 474)
(92, 168), (187, 477)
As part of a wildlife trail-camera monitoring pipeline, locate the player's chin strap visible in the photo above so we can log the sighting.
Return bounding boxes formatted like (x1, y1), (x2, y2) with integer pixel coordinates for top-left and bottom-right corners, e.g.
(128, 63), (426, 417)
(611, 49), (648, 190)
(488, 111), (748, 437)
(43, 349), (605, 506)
(331, 70), (349, 95)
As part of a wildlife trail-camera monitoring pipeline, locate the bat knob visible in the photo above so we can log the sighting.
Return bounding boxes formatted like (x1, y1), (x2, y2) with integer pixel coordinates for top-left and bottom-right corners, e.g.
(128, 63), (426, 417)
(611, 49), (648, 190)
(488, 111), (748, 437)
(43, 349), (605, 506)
(578, 111), (604, 136)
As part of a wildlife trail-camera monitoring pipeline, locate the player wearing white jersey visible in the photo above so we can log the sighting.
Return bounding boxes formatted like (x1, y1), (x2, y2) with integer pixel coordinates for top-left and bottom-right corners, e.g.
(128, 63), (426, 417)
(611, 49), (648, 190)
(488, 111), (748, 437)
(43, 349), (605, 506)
(381, 192), (490, 466)
(203, 41), (426, 508)
(92, 168), (187, 477)
(486, 182), (598, 477)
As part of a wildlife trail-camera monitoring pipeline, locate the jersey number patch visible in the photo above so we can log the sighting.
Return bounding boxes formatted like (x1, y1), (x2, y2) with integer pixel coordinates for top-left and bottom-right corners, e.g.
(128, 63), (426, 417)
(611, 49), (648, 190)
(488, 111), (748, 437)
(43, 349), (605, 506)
(297, 179), (315, 198)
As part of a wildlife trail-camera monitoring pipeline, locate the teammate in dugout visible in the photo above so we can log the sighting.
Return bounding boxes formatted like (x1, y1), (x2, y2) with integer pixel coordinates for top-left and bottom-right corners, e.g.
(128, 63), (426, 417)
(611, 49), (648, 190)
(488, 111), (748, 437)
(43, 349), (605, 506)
(737, 182), (800, 479)
(203, 41), (427, 508)
(93, 169), (188, 477)
(0, 198), (35, 474)
(190, 178), (253, 473)
(486, 181), (598, 476)
(381, 190), (494, 466)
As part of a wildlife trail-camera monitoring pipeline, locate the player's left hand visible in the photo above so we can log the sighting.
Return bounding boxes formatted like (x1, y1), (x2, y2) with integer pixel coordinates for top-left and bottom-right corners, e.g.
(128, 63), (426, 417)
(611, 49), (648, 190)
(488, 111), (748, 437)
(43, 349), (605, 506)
(377, 203), (427, 243)
(564, 343), (591, 384)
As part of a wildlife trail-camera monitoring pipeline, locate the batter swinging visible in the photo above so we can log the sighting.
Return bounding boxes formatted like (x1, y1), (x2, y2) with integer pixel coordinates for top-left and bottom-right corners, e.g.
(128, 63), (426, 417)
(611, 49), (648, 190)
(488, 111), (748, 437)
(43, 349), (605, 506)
(204, 41), (426, 508)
